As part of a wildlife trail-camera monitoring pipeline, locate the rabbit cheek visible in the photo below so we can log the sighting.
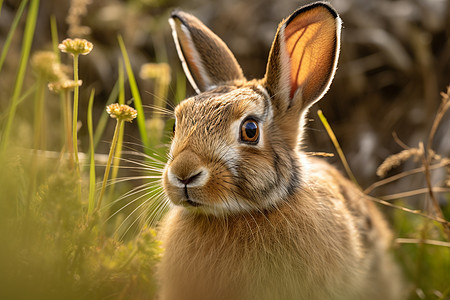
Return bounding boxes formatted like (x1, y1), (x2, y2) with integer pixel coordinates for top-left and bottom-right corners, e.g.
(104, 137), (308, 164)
(237, 151), (277, 201)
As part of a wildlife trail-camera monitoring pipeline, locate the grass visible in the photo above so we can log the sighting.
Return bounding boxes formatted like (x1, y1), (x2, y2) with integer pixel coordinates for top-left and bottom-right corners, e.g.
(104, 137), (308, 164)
(317, 109), (359, 186)
(0, 0), (27, 73)
(118, 35), (150, 154)
(0, 0), (39, 152)
(0, 2), (168, 298)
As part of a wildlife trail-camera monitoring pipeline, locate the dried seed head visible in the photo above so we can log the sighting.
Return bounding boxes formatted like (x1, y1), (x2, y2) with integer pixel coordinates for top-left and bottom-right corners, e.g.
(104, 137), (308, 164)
(48, 80), (83, 93)
(66, 0), (92, 37)
(376, 147), (424, 178)
(106, 103), (137, 122)
(140, 62), (171, 85)
(58, 38), (93, 56)
(31, 51), (68, 82)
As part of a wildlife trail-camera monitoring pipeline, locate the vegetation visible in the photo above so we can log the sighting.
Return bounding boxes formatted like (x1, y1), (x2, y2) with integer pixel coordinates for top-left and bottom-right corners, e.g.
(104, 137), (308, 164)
(0, 0), (448, 299)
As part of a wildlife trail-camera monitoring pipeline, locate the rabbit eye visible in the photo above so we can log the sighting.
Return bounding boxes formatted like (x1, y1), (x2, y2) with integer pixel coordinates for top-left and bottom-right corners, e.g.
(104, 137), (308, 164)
(172, 120), (176, 134)
(240, 119), (259, 144)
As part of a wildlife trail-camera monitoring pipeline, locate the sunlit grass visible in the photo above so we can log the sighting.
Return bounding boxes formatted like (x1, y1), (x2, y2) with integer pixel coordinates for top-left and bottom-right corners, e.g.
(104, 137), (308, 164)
(118, 35), (150, 154)
(97, 103), (138, 212)
(0, 0), (27, 73)
(0, 3), (170, 298)
(0, 0), (39, 152)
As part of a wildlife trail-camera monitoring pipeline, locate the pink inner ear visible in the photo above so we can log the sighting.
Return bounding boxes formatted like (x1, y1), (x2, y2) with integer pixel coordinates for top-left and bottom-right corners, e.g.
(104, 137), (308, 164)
(285, 27), (308, 99)
(283, 7), (337, 102)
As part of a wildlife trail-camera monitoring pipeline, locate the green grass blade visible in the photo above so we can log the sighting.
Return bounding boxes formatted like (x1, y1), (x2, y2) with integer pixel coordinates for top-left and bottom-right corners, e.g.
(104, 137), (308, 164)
(107, 60), (126, 198)
(117, 35), (150, 153)
(50, 15), (60, 62)
(87, 89), (96, 214)
(0, 0), (39, 152)
(97, 119), (122, 212)
(0, 83), (36, 123)
(118, 58), (125, 105)
(49, 16), (66, 143)
(175, 68), (186, 104)
(108, 121), (124, 201)
(81, 80), (119, 174)
(93, 80), (119, 149)
(0, 0), (28, 73)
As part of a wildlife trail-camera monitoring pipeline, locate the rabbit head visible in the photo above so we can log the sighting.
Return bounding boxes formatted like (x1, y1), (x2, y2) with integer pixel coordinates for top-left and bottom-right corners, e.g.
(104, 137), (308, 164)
(164, 2), (341, 216)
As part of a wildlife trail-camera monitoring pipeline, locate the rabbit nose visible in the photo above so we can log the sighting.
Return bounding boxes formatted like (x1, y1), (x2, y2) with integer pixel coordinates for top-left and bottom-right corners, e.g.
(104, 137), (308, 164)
(169, 168), (209, 188)
(177, 171), (203, 185)
(168, 150), (209, 187)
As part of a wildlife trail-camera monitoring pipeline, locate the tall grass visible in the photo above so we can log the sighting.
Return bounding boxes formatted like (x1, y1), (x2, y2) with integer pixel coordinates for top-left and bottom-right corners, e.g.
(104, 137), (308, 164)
(0, 2), (168, 299)
(118, 35), (150, 153)
(0, 0), (39, 152)
(0, 0), (27, 73)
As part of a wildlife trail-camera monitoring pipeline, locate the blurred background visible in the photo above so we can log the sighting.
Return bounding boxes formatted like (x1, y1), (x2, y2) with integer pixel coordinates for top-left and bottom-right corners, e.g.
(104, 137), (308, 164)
(0, 0), (449, 299)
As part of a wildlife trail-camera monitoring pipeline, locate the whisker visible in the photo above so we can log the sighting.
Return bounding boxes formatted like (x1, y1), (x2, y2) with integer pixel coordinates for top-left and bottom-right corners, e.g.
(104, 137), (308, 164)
(103, 178), (159, 198)
(114, 179), (162, 202)
(103, 183), (161, 217)
(104, 187), (155, 222)
(142, 91), (176, 111)
(115, 188), (167, 239)
(122, 151), (167, 164)
(142, 104), (174, 116)
(110, 189), (160, 237)
(142, 192), (170, 226)
(117, 158), (165, 171)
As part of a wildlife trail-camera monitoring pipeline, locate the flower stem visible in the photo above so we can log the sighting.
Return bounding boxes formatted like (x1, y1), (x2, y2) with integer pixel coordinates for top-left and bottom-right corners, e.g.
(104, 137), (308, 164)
(87, 89), (96, 215)
(33, 78), (45, 150)
(72, 53), (81, 197)
(108, 121), (124, 200)
(64, 90), (74, 166)
(96, 119), (122, 212)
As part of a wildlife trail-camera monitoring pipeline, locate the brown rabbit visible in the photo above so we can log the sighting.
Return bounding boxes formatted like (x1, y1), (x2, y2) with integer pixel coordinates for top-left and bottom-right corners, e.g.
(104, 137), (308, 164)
(158, 2), (404, 299)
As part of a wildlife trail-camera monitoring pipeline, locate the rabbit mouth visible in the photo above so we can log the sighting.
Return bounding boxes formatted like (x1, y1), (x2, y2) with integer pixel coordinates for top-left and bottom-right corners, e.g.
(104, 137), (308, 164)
(184, 199), (202, 207)
(181, 189), (202, 207)
(183, 187), (202, 207)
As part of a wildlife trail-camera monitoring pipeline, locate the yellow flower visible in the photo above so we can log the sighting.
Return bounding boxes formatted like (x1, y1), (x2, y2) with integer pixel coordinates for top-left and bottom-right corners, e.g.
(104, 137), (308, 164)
(58, 38), (93, 56)
(48, 80), (83, 93)
(106, 103), (137, 122)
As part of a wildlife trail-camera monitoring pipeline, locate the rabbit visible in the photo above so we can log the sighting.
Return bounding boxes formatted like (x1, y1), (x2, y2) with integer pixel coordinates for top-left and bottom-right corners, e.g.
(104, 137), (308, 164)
(158, 2), (405, 300)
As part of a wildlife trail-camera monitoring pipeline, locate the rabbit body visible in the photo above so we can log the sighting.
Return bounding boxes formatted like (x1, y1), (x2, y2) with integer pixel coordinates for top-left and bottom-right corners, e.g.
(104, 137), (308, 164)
(160, 154), (401, 300)
(159, 3), (404, 299)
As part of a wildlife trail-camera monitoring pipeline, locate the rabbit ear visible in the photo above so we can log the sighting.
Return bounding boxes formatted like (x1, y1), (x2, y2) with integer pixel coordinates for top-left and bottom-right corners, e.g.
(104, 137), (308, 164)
(264, 2), (341, 112)
(169, 11), (245, 94)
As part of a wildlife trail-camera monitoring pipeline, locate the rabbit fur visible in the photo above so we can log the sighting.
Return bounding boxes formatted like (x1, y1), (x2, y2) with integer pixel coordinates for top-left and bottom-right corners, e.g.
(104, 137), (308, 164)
(158, 2), (404, 299)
